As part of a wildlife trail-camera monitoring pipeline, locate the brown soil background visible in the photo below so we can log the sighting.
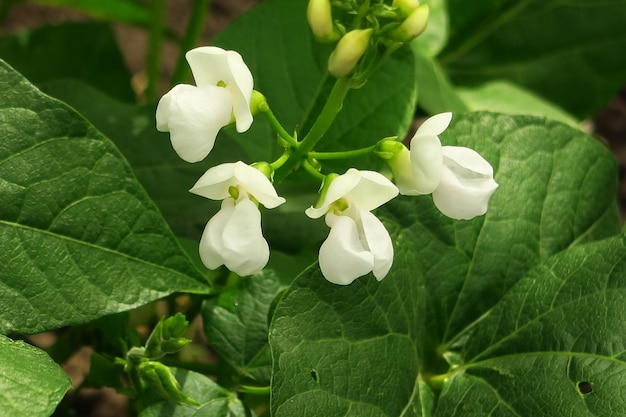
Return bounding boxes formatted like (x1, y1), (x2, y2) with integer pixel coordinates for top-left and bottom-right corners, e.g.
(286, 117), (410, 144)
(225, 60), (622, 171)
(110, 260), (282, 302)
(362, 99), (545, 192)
(2, 1), (626, 416)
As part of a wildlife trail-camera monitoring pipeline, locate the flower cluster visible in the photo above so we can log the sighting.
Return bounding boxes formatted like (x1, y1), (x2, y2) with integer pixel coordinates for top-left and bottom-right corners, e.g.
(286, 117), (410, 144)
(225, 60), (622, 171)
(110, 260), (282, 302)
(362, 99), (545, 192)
(156, 44), (498, 286)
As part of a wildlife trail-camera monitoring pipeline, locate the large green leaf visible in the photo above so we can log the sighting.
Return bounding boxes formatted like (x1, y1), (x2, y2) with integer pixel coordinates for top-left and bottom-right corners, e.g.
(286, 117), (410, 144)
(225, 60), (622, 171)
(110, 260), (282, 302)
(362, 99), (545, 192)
(0, 61), (208, 335)
(40, 79), (247, 238)
(269, 112), (621, 416)
(0, 22), (134, 102)
(441, 0), (626, 118)
(212, 0), (418, 170)
(139, 368), (252, 417)
(0, 335), (71, 417)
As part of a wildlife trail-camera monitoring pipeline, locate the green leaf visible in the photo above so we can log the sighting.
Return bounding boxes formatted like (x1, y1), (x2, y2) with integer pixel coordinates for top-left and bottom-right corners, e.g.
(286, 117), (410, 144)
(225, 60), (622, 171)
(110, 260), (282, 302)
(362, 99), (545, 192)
(412, 47), (467, 114)
(40, 79), (247, 238)
(0, 23), (134, 102)
(202, 270), (289, 383)
(33, 0), (151, 26)
(212, 0), (418, 170)
(0, 334), (71, 417)
(457, 80), (579, 127)
(441, 0), (626, 118)
(269, 112), (621, 416)
(0, 60), (208, 335)
(139, 368), (251, 417)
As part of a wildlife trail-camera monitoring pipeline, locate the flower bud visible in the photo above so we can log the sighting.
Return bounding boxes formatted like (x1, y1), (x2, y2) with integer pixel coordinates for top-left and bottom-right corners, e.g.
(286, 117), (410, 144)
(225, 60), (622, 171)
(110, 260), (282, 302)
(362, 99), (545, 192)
(307, 0), (340, 42)
(138, 361), (201, 406)
(328, 29), (373, 78)
(145, 313), (191, 359)
(388, 4), (429, 42)
(392, 0), (420, 18)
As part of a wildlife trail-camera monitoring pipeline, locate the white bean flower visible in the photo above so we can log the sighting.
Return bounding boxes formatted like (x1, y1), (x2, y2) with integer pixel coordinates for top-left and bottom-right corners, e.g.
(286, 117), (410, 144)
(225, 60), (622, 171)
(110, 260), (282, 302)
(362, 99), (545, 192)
(190, 161), (285, 276)
(156, 47), (254, 163)
(306, 169), (399, 285)
(387, 112), (498, 220)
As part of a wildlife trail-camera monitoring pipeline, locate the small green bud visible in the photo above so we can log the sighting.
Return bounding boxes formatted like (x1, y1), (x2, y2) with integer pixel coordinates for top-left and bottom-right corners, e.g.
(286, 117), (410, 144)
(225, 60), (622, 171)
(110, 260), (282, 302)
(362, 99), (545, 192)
(392, 0), (420, 18)
(388, 4), (429, 42)
(307, 0), (341, 42)
(374, 137), (403, 160)
(138, 361), (201, 406)
(250, 90), (269, 115)
(251, 161), (275, 181)
(145, 313), (191, 359)
(327, 29), (373, 78)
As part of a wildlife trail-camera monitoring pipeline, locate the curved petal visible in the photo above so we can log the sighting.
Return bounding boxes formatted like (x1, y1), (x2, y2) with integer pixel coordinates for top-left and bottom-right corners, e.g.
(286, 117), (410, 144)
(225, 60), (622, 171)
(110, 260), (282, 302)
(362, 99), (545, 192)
(433, 147), (498, 220)
(388, 145), (423, 196)
(198, 198), (236, 270)
(186, 47), (254, 133)
(190, 162), (239, 200)
(318, 214), (374, 285)
(409, 133), (442, 194)
(415, 112), (452, 137)
(232, 162), (286, 208)
(220, 198), (270, 276)
(347, 170), (399, 211)
(305, 169), (361, 219)
(156, 84), (232, 163)
(358, 210), (394, 281)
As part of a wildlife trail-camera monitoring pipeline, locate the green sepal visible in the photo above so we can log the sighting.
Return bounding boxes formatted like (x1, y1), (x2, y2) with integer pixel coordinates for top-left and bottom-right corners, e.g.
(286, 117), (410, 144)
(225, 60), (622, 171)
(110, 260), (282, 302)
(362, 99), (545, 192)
(138, 361), (201, 406)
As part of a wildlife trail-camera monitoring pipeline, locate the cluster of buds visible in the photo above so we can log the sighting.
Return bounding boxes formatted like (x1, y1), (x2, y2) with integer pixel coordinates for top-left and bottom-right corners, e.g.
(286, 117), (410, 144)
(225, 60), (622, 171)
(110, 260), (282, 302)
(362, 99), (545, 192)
(308, 0), (430, 79)
(156, 43), (497, 286)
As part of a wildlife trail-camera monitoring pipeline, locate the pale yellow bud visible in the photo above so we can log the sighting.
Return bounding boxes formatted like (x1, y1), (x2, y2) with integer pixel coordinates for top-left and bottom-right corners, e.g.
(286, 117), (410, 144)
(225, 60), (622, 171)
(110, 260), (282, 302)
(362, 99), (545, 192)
(307, 0), (340, 42)
(392, 0), (420, 18)
(327, 29), (373, 78)
(388, 4), (429, 42)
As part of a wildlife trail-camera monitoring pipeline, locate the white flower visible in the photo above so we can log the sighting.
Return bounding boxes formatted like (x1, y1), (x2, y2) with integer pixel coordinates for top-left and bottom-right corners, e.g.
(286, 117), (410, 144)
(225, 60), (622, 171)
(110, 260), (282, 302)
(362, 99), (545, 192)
(156, 47), (254, 163)
(306, 169), (398, 285)
(190, 161), (285, 276)
(391, 112), (498, 220)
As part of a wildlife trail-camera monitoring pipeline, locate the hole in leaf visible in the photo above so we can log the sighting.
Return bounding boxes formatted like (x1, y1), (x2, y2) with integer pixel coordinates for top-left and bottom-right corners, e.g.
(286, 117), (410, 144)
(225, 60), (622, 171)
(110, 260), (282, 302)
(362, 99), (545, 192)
(310, 369), (319, 383)
(578, 381), (593, 394)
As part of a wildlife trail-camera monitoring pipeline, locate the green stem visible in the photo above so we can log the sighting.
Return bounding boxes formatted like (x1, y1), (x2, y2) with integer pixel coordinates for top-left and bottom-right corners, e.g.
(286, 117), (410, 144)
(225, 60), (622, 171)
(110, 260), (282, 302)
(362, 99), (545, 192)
(302, 159), (325, 181)
(274, 77), (351, 182)
(263, 106), (298, 147)
(239, 385), (271, 395)
(146, 0), (167, 101)
(425, 372), (449, 391)
(309, 144), (376, 160)
(171, 0), (212, 85)
(270, 151), (292, 171)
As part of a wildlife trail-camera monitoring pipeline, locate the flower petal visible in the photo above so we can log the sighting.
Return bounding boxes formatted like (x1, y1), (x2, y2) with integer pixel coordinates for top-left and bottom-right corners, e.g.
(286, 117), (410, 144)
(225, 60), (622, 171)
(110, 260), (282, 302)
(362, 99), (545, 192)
(432, 146), (498, 219)
(319, 214), (374, 285)
(346, 170), (399, 211)
(220, 198), (269, 276)
(190, 162), (239, 200)
(232, 162), (286, 208)
(156, 84), (232, 163)
(409, 133), (442, 194)
(186, 46), (254, 133)
(358, 210), (394, 281)
(415, 112), (452, 137)
(198, 198), (235, 270)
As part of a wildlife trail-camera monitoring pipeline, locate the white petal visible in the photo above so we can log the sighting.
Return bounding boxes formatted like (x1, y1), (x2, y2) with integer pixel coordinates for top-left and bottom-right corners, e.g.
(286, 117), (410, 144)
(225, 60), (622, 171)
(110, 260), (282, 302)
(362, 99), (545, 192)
(232, 162), (286, 208)
(306, 169), (361, 219)
(190, 162), (239, 200)
(198, 198), (235, 270)
(432, 146), (498, 220)
(220, 198), (269, 276)
(318, 214), (374, 285)
(415, 112), (452, 137)
(346, 170), (399, 211)
(358, 210), (394, 281)
(156, 84), (232, 163)
(186, 47), (254, 133)
(388, 145), (423, 196)
(409, 133), (443, 194)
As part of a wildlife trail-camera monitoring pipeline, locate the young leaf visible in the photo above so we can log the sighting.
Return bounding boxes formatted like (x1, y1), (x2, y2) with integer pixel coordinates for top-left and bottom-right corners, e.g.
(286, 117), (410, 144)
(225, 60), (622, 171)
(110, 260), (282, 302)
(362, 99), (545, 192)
(269, 112), (622, 416)
(139, 368), (251, 417)
(0, 61), (208, 335)
(0, 335), (71, 417)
